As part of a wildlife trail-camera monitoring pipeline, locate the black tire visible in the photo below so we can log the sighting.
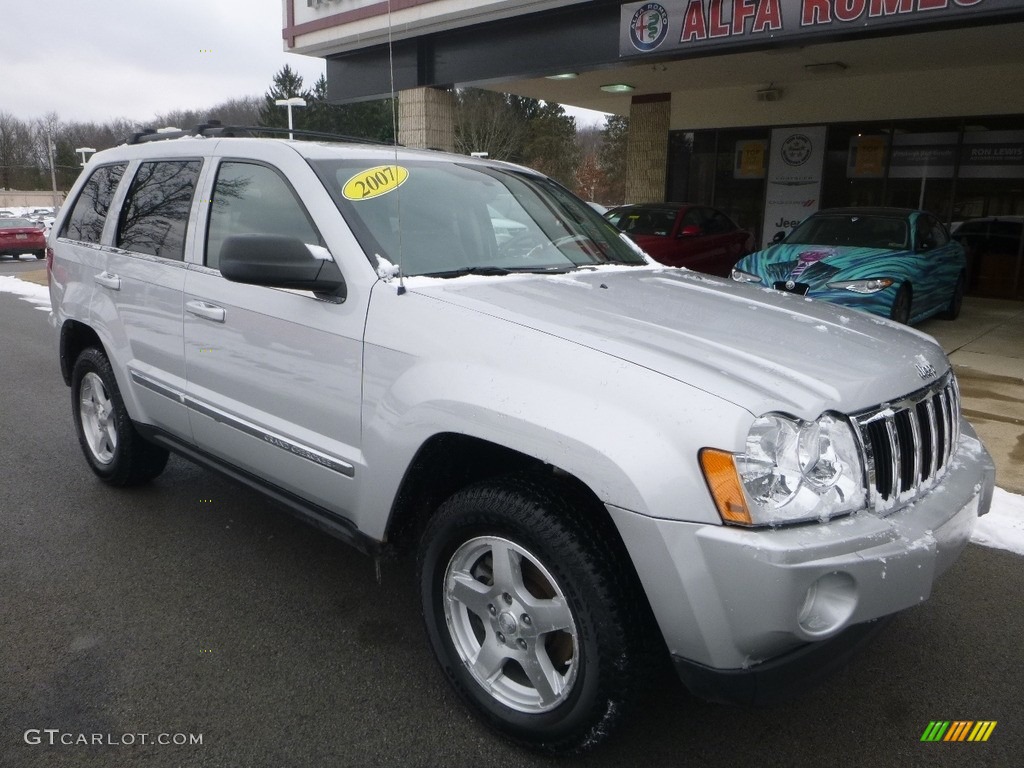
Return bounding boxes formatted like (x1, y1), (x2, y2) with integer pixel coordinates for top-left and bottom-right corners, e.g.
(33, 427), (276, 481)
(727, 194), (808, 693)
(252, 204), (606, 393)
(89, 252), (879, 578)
(35, 250), (45, 260)
(417, 473), (651, 754)
(940, 273), (965, 321)
(890, 283), (912, 324)
(71, 347), (169, 486)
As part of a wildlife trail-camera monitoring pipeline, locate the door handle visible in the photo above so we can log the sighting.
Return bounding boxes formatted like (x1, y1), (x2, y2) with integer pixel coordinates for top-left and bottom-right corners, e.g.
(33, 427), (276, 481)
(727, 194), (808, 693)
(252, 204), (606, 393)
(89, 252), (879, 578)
(186, 300), (226, 323)
(94, 272), (121, 290)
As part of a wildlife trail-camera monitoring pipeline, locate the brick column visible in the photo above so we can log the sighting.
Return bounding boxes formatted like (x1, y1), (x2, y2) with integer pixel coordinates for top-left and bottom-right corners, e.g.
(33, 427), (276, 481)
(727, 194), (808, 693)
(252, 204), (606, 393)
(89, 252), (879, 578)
(624, 94), (671, 203)
(397, 87), (456, 152)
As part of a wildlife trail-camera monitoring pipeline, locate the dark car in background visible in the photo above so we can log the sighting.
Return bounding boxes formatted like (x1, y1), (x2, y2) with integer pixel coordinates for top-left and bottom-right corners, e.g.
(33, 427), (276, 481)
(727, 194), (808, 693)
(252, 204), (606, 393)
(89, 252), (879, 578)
(951, 216), (1024, 299)
(0, 217), (46, 259)
(604, 203), (754, 276)
(732, 207), (965, 325)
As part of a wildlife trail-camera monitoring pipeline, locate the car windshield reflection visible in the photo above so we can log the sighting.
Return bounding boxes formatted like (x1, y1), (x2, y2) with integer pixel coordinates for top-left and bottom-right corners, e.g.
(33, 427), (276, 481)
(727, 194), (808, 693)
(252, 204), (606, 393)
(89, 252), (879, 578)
(313, 160), (645, 277)
(786, 214), (909, 250)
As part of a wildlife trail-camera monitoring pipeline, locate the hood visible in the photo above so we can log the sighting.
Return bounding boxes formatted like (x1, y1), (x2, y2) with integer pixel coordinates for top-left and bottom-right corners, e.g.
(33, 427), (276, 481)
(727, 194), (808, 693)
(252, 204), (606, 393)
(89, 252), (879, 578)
(407, 267), (949, 421)
(740, 243), (903, 287)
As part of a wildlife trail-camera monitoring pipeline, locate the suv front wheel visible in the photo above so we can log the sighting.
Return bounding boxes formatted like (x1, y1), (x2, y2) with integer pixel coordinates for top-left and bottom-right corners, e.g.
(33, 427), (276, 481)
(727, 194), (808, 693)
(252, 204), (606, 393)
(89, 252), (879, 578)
(71, 347), (169, 486)
(417, 474), (647, 754)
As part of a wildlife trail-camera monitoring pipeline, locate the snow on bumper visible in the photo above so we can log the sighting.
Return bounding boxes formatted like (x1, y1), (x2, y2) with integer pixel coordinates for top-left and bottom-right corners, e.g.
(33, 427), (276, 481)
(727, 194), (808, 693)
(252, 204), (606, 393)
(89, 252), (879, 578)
(607, 422), (995, 674)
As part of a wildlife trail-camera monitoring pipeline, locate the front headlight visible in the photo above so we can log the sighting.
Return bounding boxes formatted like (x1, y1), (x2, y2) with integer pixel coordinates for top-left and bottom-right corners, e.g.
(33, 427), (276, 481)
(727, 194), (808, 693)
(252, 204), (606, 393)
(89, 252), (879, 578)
(731, 268), (762, 284)
(701, 412), (866, 526)
(827, 278), (894, 294)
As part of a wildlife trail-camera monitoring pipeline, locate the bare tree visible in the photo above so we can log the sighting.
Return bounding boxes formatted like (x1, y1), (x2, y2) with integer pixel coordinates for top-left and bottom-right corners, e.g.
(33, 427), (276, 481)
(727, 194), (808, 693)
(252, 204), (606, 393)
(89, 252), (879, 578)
(0, 112), (35, 190)
(153, 96), (261, 131)
(454, 89), (527, 161)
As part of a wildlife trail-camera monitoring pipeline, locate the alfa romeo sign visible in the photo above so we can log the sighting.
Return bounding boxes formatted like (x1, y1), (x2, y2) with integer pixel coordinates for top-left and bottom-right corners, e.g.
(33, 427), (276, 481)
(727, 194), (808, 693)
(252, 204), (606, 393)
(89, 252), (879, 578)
(620, 0), (1021, 57)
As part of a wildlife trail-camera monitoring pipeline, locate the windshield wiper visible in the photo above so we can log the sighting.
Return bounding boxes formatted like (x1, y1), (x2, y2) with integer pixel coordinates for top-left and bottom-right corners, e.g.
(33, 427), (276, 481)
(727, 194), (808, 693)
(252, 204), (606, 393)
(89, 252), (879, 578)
(424, 265), (579, 279)
(424, 266), (512, 278)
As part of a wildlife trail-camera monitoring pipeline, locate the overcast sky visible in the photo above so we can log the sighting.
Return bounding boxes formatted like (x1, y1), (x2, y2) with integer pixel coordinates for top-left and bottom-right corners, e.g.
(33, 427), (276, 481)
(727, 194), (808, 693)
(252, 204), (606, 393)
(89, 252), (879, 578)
(3, 0), (330, 124)
(3, 0), (604, 128)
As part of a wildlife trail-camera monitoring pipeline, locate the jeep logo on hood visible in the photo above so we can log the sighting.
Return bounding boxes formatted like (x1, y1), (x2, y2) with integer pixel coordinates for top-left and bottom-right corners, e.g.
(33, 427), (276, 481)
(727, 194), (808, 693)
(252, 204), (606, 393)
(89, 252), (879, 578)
(915, 359), (939, 381)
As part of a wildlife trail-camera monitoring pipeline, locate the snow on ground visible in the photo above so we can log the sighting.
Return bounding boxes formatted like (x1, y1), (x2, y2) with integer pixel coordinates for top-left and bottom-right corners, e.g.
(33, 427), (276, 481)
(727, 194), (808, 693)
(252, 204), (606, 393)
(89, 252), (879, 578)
(0, 274), (1022, 555)
(972, 487), (1024, 556)
(0, 275), (50, 311)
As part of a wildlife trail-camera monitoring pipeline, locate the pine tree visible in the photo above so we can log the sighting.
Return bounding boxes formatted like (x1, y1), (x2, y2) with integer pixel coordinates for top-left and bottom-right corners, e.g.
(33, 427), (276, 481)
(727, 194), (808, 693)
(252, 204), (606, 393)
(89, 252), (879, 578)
(599, 115), (629, 204)
(305, 75), (395, 142)
(259, 65), (311, 130)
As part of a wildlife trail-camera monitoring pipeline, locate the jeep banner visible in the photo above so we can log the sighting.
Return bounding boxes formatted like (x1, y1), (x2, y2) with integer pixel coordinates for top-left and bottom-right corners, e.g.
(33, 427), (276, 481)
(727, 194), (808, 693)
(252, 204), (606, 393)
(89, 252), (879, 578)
(620, 1), (1021, 58)
(761, 126), (826, 246)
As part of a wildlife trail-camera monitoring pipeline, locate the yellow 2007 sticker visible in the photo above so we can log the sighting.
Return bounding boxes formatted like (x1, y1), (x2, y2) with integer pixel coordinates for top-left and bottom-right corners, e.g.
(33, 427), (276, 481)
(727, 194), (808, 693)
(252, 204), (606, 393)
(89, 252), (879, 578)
(342, 165), (409, 201)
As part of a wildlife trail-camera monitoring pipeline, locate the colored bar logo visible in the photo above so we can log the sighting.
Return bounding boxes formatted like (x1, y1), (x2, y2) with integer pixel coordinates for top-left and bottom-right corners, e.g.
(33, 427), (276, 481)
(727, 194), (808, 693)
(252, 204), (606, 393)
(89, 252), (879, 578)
(921, 721), (997, 742)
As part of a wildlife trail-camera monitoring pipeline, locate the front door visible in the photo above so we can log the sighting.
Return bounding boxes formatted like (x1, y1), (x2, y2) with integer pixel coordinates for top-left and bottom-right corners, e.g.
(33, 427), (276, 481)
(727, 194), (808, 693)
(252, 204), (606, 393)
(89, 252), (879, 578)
(182, 158), (365, 521)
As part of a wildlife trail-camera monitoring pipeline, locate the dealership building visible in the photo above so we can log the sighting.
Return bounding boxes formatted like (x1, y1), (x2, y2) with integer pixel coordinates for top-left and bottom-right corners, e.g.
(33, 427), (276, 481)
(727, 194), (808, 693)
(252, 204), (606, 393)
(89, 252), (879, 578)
(282, 0), (1024, 297)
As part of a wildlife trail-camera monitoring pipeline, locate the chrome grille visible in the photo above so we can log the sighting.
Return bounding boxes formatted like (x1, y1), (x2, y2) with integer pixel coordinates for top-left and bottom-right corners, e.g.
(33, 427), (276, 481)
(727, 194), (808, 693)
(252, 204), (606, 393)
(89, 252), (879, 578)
(853, 373), (960, 514)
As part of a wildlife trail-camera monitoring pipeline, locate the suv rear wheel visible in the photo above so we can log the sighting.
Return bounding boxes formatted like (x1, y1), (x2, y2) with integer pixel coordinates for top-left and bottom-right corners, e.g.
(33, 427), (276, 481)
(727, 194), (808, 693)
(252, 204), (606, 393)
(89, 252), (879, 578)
(71, 347), (169, 486)
(417, 474), (647, 754)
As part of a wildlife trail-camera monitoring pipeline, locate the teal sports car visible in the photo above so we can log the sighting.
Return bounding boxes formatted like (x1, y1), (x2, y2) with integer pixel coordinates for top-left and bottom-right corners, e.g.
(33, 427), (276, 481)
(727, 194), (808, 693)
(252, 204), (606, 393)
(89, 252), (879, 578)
(731, 208), (966, 324)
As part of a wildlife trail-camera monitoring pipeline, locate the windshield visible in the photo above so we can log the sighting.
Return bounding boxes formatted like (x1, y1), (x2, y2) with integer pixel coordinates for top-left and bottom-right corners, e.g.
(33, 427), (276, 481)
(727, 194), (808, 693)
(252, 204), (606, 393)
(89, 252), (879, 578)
(605, 207), (677, 237)
(786, 214), (909, 250)
(311, 159), (645, 277)
(0, 218), (35, 229)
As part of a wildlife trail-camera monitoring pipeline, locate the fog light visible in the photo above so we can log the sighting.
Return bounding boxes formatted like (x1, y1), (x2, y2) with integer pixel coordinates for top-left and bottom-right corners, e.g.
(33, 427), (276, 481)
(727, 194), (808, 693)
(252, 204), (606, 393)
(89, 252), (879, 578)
(797, 572), (857, 637)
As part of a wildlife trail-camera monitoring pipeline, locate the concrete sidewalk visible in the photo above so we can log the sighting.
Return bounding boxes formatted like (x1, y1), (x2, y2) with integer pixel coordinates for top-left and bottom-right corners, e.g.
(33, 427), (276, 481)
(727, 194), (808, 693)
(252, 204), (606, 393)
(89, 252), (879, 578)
(920, 297), (1024, 494)
(16, 266), (1023, 492)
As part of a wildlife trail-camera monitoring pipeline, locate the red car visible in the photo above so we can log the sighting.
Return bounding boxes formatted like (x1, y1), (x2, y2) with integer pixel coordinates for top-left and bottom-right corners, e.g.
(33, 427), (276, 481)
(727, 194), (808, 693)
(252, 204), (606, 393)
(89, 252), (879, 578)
(605, 203), (754, 276)
(0, 218), (46, 260)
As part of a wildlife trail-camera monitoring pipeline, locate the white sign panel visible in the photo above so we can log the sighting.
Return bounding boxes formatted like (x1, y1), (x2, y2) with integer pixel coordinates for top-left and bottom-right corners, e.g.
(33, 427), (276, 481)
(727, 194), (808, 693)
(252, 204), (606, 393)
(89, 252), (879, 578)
(762, 126), (826, 246)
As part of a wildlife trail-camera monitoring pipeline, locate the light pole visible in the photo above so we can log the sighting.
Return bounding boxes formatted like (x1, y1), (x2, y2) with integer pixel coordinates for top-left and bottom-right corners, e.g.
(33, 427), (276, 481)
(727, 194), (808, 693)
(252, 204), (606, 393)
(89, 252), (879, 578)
(74, 147), (96, 167)
(274, 97), (307, 140)
(47, 136), (60, 209)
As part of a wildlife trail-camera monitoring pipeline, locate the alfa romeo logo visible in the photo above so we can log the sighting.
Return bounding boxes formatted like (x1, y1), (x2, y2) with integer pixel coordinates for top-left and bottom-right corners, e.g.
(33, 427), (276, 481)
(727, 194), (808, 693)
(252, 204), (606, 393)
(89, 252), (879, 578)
(781, 134), (813, 167)
(630, 3), (669, 52)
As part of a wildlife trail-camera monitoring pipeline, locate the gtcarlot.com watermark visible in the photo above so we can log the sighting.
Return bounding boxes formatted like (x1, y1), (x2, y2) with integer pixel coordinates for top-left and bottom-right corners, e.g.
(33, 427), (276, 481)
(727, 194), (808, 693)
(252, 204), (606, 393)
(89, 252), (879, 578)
(24, 729), (202, 746)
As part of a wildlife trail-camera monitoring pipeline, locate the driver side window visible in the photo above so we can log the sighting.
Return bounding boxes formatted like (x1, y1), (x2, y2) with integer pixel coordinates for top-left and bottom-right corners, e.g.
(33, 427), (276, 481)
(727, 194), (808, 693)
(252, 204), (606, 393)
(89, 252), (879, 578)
(915, 215), (948, 252)
(206, 161), (322, 270)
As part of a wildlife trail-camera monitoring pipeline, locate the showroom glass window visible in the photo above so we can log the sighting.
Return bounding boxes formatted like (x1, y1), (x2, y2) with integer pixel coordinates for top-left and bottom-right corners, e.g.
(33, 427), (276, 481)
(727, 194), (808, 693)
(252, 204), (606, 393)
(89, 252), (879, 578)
(116, 160), (202, 260)
(60, 164), (127, 244)
(821, 124), (891, 209)
(668, 129), (767, 245)
(884, 119), (960, 220)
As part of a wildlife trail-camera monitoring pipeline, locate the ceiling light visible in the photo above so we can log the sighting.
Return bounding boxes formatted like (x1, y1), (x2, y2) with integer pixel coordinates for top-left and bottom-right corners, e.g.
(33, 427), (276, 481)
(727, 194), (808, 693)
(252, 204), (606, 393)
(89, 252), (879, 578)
(600, 83), (635, 93)
(546, 73), (579, 80)
(755, 86), (782, 102)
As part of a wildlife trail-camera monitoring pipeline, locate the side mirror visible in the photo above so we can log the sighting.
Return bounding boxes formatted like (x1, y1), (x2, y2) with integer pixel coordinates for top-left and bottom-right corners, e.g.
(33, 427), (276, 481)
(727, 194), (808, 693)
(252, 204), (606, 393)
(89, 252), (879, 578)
(220, 234), (346, 299)
(771, 231), (786, 244)
(679, 224), (702, 238)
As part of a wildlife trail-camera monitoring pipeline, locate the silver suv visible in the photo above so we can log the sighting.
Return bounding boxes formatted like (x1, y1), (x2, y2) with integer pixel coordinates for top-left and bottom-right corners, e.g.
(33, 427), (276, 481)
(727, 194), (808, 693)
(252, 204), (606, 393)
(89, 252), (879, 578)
(48, 127), (995, 754)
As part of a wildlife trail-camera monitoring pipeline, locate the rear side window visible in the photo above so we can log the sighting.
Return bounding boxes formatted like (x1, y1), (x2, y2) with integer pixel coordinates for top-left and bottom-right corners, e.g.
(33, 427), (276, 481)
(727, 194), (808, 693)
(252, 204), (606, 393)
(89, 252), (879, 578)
(60, 163), (127, 243)
(116, 160), (202, 261)
(205, 161), (322, 270)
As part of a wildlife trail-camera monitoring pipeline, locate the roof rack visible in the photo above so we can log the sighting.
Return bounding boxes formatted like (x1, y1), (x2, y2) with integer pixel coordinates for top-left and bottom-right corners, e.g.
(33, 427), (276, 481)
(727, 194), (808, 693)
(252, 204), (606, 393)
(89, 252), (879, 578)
(125, 119), (394, 146)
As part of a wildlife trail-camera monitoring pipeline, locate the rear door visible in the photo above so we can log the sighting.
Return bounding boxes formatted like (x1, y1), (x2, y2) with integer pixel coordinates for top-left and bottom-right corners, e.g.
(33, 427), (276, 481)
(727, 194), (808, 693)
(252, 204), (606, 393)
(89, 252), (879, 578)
(103, 156), (205, 439)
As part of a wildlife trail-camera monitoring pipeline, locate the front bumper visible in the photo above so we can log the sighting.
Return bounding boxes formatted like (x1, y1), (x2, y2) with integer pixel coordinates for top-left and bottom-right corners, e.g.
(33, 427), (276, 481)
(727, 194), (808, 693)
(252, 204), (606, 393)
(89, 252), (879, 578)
(607, 422), (995, 690)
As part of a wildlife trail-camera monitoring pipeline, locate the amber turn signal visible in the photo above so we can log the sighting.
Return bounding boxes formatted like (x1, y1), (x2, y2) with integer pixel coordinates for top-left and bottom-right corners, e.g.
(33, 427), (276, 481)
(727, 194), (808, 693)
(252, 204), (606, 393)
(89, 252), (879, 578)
(699, 448), (753, 526)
